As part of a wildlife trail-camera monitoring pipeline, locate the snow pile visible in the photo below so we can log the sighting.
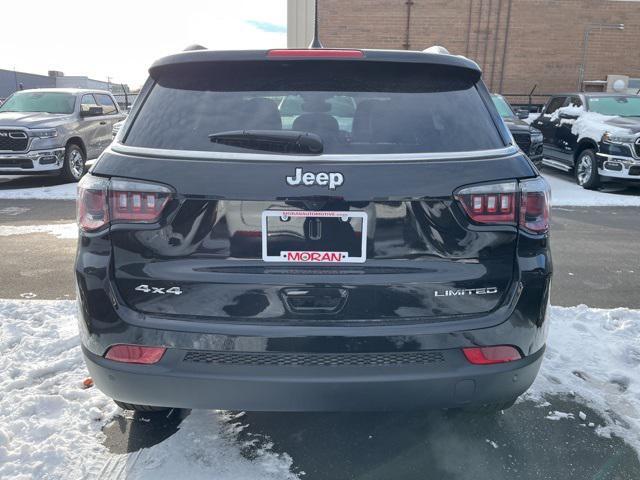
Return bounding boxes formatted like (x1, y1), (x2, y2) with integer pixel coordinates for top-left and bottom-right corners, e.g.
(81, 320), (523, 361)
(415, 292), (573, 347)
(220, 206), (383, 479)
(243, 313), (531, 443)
(529, 305), (640, 452)
(524, 113), (540, 125)
(0, 182), (77, 200)
(0, 223), (78, 239)
(549, 105), (631, 142)
(0, 300), (117, 479)
(543, 172), (640, 206)
(0, 300), (298, 480)
(112, 410), (298, 480)
(1, 299), (639, 475)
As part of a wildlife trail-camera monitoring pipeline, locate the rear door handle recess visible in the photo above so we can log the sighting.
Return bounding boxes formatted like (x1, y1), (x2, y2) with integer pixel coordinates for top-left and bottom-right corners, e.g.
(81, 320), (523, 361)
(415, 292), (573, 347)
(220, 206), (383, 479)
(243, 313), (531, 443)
(100, 121), (107, 125)
(282, 287), (348, 314)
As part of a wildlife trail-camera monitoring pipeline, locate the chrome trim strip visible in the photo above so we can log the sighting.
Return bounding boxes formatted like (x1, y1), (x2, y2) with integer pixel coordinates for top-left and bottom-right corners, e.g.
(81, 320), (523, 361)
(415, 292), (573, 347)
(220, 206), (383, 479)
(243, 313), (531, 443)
(596, 152), (640, 164)
(541, 158), (572, 172)
(109, 143), (520, 163)
(598, 167), (640, 179)
(0, 148), (65, 172)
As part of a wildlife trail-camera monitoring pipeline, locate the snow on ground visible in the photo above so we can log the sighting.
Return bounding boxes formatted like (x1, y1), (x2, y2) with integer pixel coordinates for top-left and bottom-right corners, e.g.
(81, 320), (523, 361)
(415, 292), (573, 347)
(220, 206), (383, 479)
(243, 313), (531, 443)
(544, 171), (640, 207)
(1, 300), (640, 477)
(0, 300), (298, 480)
(527, 305), (640, 452)
(0, 223), (78, 239)
(0, 181), (76, 200)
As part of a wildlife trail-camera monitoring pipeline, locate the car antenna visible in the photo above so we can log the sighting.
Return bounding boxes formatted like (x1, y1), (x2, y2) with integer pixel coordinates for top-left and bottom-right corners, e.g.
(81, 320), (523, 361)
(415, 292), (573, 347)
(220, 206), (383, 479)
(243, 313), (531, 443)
(308, 0), (323, 48)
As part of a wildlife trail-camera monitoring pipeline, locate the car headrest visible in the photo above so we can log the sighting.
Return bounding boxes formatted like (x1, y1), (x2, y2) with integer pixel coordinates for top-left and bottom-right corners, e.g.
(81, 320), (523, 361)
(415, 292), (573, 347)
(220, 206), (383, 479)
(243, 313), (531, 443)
(292, 113), (340, 136)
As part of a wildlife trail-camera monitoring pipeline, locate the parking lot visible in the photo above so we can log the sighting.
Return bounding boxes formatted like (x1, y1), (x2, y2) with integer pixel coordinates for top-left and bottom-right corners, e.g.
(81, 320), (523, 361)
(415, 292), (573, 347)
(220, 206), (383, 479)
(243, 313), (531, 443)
(1, 171), (639, 479)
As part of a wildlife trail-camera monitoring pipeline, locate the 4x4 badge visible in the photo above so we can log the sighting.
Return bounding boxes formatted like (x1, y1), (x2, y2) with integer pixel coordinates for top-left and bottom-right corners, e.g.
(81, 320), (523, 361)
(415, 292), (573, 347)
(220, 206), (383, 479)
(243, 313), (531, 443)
(286, 167), (344, 190)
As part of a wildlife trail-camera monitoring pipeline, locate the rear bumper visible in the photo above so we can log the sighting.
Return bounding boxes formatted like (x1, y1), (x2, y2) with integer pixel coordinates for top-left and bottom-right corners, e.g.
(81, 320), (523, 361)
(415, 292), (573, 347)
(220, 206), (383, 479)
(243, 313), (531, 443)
(83, 345), (544, 411)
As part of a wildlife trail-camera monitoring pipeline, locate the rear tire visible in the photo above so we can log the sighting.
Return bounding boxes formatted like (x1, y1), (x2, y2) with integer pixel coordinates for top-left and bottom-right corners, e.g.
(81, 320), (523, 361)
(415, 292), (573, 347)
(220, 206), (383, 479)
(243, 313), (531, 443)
(60, 143), (86, 182)
(574, 149), (600, 190)
(114, 400), (171, 412)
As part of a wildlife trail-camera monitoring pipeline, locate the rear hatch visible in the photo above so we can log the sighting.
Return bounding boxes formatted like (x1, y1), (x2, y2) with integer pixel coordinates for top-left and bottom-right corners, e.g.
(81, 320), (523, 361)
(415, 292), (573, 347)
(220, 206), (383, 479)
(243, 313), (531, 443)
(94, 49), (536, 324)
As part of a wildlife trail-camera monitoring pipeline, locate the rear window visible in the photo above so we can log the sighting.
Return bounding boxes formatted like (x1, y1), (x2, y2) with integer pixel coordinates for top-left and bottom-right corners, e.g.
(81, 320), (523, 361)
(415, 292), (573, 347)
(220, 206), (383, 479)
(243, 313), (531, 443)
(125, 60), (505, 155)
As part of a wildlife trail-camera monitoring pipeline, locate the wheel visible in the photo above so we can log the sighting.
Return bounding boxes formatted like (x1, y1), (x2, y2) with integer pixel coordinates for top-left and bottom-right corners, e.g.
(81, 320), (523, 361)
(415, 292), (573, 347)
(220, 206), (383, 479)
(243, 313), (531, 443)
(114, 400), (171, 412)
(574, 149), (600, 190)
(60, 143), (86, 182)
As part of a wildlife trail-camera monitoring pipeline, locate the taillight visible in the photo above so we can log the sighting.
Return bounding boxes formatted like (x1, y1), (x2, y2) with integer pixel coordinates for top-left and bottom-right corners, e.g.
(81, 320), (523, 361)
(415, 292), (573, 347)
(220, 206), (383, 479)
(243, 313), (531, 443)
(462, 346), (521, 365)
(105, 344), (166, 364)
(77, 175), (109, 232)
(455, 178), (550, 234)
(455, 181), (517, 224)
(109, 178), (172, 223)
(77, 175), (172, 232)
(519, 177), (550, 234)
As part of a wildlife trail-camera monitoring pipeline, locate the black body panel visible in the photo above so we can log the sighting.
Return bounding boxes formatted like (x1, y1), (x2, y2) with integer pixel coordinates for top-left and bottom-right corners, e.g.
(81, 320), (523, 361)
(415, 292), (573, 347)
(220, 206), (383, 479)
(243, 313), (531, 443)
(93, 149), (534, 200)
(93, 150), (535, 323)
(77, 48), (551, 411)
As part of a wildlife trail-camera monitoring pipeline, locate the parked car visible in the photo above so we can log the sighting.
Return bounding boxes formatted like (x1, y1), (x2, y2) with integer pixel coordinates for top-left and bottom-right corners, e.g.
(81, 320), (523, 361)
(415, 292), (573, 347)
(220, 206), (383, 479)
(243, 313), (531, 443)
(112, 119), (125, 138)
(77, 47), (551, 413)
(491, 94), (543, 166)
(530, 93), (640, 189)
(0, 88), (125, 181)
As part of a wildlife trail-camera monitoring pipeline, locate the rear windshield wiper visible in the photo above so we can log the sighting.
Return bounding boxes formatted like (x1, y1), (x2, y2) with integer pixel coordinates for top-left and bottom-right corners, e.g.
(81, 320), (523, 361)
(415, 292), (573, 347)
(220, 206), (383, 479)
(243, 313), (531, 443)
(209, 130), (323, 154)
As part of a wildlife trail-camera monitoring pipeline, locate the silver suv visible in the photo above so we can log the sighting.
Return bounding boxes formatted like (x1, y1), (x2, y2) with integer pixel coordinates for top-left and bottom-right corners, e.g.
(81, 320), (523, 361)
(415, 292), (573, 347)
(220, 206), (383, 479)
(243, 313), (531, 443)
(0, 88), (125, 181)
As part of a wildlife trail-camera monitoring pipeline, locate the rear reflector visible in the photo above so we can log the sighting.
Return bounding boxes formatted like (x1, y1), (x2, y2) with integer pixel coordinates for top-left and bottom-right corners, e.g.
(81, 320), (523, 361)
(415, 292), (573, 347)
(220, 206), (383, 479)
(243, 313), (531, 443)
(462, 346), (521, 365)
(267, 49), (364, 58)
(105, 344), (166, 364)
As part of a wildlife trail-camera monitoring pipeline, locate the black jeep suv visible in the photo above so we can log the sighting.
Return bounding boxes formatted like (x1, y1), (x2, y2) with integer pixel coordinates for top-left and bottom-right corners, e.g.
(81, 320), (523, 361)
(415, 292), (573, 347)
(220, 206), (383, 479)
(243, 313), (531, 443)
(76, 48), (552, 412)
(491, 94), (543, 167)
(531, 93), (640, 189)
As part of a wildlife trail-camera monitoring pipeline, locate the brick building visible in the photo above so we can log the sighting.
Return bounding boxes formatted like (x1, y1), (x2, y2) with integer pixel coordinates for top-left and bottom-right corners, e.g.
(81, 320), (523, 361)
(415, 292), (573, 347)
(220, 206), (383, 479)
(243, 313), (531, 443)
(290, 0), (640, 104)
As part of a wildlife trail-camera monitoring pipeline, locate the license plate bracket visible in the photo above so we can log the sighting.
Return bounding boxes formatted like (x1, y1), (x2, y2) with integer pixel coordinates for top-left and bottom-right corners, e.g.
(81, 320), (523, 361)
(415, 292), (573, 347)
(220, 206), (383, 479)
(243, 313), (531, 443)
(261, 210), (367, 263)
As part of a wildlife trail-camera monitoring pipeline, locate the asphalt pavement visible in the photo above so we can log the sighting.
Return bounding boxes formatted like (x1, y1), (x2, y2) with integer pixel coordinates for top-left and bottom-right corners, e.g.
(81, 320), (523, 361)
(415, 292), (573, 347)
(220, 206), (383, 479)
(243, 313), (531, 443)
(1, 175), (639, 479)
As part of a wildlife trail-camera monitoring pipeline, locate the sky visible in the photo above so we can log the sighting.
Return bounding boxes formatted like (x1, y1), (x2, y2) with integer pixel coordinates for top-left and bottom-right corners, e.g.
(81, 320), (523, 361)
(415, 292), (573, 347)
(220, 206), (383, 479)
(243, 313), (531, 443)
(0, 0), (287, 89)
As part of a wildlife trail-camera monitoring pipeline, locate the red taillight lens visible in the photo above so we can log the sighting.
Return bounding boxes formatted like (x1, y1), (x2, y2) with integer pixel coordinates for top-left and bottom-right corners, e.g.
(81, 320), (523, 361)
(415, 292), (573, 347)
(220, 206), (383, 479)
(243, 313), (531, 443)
(455, 181), (517, 224)
(455, 178), (550, 233)
(462, 346), (521, 365)
(77, 175), (172, 232)
(519, 178), (550, 234)
(105, 344), (166, 364)
(109, 179), (171, 223)
(77, 175), (109, 231)
(267, 49), (364, 58)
